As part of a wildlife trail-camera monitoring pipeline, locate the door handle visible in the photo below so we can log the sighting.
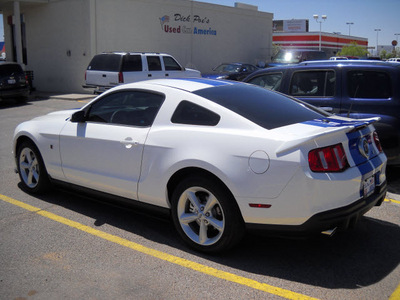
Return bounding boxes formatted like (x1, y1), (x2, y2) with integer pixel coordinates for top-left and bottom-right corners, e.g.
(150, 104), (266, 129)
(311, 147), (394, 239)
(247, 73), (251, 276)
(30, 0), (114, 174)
(102, 74), (106, 77)
(165, 73), (169, 77)
(148, 74), (152, 77)
(120, 138), (138, 149)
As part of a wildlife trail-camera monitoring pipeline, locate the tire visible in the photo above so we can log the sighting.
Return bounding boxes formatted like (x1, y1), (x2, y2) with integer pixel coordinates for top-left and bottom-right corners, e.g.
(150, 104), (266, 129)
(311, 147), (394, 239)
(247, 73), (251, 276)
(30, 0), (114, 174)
(17, 141), (50, 194)
(171, 176), (245, 253)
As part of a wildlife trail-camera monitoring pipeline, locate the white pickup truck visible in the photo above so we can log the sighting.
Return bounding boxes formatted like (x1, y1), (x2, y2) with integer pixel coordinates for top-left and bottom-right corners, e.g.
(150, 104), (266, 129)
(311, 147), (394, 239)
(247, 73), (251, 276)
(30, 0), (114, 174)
(84, 52), (201, 93)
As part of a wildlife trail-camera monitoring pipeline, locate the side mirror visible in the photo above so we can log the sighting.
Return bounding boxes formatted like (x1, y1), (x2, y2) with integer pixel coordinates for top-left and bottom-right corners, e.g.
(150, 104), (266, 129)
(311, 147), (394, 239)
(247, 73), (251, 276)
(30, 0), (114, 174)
(70, 110), (86, 123)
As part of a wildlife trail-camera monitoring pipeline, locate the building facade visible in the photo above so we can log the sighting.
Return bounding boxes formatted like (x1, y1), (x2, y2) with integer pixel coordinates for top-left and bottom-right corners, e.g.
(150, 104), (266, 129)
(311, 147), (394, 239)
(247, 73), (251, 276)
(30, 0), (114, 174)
(0, 0), (273, 93)
(273, 32), (368, 58)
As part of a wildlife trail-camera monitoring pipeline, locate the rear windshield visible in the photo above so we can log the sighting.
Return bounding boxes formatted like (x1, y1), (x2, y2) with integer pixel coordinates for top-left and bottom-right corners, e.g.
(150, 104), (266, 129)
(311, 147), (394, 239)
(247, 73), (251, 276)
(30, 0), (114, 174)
(87, 54), (122, 71)
(194, 84), (327, 130)
(0, 64), (24, 76)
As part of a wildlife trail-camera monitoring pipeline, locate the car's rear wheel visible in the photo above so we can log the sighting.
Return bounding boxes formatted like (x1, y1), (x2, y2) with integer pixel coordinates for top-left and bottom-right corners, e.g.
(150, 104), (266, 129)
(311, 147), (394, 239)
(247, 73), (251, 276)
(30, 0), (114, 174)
(17, 141), (50, 194)
(171, 176), (244, 253)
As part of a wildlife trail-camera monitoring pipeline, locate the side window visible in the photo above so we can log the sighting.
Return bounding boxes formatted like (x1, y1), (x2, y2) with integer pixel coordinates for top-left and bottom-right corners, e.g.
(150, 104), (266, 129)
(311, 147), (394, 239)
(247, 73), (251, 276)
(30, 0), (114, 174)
(348, 71), (392, 99)
(163, 56), (183, 71)
(147, 56), (162, 71)
(290, 71), (335, 97)
(87, 91), (164, 127)
(171, 101), (220, 126)
(247, 73), (283, 91)
(87, 54), (121, 71)
(122, 55), (142, 72)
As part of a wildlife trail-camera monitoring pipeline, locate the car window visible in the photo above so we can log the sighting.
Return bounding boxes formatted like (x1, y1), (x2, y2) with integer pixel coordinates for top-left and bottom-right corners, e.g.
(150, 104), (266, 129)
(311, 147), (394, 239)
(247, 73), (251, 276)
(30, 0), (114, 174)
(194, 84), (328, 130)
(0, 64), (24, 76)
(171, 101), (220, 126)
(163, 56), (182, 71)
(347, 71), (392, 99)
(290, 71), (335, 97)
(87, 91), (165, 127)
(147, 56), (162, 71)
(122, 55), (142, 72)
(87, 54), (121, 71)
(247, 73), (283, 91)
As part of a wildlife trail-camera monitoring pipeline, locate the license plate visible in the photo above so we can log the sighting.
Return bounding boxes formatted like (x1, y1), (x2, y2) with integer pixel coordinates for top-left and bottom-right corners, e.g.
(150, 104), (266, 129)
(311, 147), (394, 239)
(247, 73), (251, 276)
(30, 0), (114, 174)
(363, 175), (375, 197)
(8, 79), (16, 84)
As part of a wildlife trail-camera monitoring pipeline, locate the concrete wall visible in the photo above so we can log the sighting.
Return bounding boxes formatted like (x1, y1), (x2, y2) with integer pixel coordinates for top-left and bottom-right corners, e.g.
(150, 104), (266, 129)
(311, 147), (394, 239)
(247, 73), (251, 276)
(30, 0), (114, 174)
(2, 0), (272, 93)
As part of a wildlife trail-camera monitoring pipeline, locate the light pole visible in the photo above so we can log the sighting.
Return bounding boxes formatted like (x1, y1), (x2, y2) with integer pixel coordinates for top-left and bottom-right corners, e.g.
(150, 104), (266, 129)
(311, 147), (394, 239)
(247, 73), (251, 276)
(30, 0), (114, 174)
(313, 14), (327, 51)
(395, 33), (400, 43)
(346, 22), (354, 36)
(375, 29), (381, 56)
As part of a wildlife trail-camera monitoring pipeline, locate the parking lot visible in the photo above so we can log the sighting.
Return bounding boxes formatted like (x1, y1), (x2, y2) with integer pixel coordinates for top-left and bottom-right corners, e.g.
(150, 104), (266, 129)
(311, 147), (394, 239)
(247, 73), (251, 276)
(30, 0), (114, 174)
(1, 96), (399, 300)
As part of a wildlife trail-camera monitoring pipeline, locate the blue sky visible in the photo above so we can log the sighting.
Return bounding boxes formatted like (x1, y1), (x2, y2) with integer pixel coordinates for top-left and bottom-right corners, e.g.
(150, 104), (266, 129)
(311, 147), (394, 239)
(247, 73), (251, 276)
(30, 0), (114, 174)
(197, 0), (400, 48)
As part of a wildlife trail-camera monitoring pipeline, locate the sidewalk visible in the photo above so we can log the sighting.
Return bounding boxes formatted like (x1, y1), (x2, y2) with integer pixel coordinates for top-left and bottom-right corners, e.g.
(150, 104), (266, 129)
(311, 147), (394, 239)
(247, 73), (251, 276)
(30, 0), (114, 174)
(30, 91), (96, 101)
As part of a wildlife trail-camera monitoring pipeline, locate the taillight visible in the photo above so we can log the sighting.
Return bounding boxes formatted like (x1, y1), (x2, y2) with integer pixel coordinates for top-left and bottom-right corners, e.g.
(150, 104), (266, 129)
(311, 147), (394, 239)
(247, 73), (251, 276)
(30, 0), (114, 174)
(118, 72), (124, 83)
(308, 143), (349, 172)
(373, 131), (383, 153)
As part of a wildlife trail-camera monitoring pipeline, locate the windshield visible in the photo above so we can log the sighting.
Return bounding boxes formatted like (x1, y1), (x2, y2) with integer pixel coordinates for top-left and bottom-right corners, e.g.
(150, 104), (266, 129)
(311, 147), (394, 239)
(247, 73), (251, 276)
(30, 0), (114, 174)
(273, 51), (302, 64)
(213, 64), (241, 73)
(194, 84), (328, 130)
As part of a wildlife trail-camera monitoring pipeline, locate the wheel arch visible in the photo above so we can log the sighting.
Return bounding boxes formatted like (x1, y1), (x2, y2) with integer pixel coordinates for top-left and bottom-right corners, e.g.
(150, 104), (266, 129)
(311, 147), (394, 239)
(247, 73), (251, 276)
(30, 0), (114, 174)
(166, 167), (244, 221)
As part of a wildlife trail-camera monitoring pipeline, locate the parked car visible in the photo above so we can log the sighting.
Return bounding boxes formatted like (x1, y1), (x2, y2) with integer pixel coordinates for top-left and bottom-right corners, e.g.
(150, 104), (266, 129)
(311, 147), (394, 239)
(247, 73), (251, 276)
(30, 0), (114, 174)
(387, 58), (400, 63)
(267, 49), (327, 67)
(13, 78), (387, 252)
(202, 63), (259, 81)
(84, 52), (201, 93)
(329, 56), (348, 60)
(0, 61), (29, 103)
(244, 60), (400, 165)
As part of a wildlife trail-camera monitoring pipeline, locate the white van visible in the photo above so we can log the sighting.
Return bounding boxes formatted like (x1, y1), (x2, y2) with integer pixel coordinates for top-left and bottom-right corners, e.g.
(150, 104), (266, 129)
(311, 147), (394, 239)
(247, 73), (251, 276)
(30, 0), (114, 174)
(84, 52), (201, 93)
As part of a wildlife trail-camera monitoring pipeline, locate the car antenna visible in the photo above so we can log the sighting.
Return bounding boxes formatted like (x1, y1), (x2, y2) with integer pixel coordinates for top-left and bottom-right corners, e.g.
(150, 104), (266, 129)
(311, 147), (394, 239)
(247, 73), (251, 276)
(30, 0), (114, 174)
(347, 85), (359, 118)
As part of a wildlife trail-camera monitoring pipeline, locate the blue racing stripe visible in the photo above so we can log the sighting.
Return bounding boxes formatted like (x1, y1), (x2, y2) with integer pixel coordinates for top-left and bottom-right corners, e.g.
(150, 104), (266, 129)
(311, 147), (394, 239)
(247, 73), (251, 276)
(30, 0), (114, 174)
(175, 78), (234, 87)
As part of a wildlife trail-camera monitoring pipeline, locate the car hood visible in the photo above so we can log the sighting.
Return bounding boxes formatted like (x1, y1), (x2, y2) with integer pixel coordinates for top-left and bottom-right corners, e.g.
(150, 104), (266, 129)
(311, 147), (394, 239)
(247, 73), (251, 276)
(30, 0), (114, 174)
(202, 72), (232, 79)
(31, 108), (80, 122)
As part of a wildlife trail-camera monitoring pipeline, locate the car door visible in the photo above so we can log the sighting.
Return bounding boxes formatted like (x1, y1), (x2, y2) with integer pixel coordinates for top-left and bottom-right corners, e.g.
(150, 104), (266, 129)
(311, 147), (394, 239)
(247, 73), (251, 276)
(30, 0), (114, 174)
(339, 68), (393, 119)
(145, 55), (165, 80)
(287, 69), (341, 114)
(59, 90), (164, 200)
(161, 55), (185, 78)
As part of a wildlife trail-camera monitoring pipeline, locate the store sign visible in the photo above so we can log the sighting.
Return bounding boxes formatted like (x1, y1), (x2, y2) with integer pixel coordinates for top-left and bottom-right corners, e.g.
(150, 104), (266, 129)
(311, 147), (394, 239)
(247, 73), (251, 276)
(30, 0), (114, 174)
(159, 14), (217, 36)
(283, 20), (307, 32)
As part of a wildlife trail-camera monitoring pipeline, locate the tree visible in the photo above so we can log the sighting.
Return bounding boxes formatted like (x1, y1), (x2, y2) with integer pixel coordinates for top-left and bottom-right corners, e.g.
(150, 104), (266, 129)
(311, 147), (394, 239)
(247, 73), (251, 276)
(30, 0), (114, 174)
(338, 41), (369, 57)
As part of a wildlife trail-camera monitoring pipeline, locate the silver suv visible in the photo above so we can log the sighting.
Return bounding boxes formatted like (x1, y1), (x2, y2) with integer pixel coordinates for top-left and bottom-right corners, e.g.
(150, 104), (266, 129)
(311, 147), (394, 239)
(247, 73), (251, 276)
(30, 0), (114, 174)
(84, 52), (201, 93)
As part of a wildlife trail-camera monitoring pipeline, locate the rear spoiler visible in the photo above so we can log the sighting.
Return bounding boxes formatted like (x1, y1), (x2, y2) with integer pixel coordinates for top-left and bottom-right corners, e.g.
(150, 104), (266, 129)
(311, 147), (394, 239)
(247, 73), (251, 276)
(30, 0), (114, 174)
(276, 117), (380, 156)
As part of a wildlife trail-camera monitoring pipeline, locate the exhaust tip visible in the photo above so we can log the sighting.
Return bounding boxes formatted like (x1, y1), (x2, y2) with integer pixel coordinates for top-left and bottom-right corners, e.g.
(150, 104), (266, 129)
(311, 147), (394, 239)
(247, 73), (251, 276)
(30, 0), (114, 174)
(321, 227), (337, 237)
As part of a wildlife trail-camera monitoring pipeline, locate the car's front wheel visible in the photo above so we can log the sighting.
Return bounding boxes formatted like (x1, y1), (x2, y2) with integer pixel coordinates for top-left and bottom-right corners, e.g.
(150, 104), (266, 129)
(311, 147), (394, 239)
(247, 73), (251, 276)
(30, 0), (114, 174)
(171, 176), (244, 253)
(17, 141), (50, 194)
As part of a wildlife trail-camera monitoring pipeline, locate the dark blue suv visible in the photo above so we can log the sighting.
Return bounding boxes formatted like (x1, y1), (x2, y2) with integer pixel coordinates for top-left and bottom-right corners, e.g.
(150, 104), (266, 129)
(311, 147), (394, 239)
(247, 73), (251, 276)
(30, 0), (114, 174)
(244, 60), (400, 165)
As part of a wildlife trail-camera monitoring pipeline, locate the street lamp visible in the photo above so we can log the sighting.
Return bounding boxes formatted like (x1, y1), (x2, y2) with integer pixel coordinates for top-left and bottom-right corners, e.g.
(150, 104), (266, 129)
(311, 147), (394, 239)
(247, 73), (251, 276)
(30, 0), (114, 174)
(346, 22), (354, 36)
(313, 14), (327, 51)
(375, 29), (381, 56)
(395, 33), (400, 43)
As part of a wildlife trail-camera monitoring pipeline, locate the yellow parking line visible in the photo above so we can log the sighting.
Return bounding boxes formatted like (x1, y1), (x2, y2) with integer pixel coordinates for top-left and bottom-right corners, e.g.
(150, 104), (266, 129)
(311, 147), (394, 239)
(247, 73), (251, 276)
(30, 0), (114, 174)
(385, 198), (400, 204)
(0, 193), (318, 300)
(389, 283), (400, 300)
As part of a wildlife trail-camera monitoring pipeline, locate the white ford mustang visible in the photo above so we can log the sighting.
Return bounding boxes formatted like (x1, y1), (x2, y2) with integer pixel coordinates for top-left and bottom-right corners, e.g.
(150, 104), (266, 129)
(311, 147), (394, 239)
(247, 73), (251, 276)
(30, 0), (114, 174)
(13, 78), (387, 252)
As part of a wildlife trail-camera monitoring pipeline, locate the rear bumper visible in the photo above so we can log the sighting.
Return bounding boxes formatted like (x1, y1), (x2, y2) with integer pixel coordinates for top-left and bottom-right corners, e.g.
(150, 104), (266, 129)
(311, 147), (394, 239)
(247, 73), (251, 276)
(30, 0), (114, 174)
(0, 87), (29, 100)
(246, 181), (387, 236)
